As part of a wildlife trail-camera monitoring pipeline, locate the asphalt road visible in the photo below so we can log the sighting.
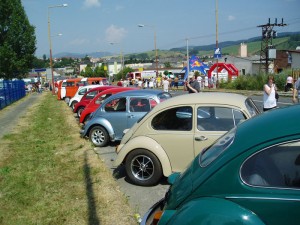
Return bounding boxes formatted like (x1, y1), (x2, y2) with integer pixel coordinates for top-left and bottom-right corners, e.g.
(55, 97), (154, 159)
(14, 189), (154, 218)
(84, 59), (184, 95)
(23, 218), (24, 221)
(0, 93), (42, 139)
(92, 90), (295, 217)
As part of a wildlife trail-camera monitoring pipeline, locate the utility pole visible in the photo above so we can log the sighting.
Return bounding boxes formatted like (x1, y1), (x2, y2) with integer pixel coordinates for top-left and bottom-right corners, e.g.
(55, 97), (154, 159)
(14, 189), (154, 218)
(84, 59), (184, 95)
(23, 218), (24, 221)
(258, 18), (287, 74)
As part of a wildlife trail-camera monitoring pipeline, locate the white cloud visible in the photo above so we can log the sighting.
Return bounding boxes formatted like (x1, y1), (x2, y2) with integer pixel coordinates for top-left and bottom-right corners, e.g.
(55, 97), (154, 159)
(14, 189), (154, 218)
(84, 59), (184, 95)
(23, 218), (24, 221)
(228, 15), (236, 21)
(105, 25), (127, 43)
(83, 0), (101, 8)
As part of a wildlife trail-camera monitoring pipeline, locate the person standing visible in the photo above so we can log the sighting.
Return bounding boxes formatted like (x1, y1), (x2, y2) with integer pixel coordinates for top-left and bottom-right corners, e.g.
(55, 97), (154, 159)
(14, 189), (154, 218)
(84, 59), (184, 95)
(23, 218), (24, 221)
(293, 77), (300, 103)
(174, 76), (179, 91)
(285, 75), (293, 92)
(263, 75), (277, 111)
(162, 77), (170, 92)
(197, 75), (202, 91)
(185, 75), (200, 93)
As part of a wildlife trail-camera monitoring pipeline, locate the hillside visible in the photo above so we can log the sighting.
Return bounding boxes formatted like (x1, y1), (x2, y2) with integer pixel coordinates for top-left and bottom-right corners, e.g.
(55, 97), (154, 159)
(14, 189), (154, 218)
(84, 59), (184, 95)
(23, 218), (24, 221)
(54, 32), (300, 59)
(125, 32), (300, 60)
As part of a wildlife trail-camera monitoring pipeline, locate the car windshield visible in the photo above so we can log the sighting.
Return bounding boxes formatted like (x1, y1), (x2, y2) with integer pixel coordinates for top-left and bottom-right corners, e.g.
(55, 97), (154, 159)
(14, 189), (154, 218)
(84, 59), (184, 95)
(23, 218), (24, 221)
(199, 128), (236, 167)
(245, 98), (260, 116)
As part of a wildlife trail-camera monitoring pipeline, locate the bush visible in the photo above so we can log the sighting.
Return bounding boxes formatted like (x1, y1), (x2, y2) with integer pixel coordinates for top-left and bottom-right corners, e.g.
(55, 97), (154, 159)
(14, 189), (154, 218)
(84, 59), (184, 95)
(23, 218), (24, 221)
(220, 72), (289, 91)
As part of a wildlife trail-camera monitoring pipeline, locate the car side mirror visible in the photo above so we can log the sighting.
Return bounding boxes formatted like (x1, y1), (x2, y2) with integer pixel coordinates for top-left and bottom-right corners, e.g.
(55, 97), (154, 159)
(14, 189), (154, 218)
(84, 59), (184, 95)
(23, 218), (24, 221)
(167, 172), (180, 185)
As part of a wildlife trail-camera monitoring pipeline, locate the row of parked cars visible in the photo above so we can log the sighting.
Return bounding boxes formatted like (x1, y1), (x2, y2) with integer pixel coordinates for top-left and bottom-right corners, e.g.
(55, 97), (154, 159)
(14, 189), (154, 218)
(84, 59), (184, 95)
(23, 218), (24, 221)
(64, 84), (300, 225)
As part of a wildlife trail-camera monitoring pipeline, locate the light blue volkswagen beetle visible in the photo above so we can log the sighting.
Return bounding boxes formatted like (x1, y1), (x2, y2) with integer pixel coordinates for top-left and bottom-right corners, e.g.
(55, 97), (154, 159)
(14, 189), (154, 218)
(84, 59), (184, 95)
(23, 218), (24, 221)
(80, 89), (171, 147)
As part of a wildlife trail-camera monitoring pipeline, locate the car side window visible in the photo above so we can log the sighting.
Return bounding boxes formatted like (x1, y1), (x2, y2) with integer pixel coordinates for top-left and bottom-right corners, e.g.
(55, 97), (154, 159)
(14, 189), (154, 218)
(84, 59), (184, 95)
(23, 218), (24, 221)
(197, 107), (245, 131)
(241, 141), (300, 189)
(66, 82), (75, 87)
(86, 90), (97, 99)
(78, 88), (87, 95)
(95, 94), (112, 105)
(152, 106), (192, 131)
(129, 98), (151, 112)
(105, 97), (127, 112)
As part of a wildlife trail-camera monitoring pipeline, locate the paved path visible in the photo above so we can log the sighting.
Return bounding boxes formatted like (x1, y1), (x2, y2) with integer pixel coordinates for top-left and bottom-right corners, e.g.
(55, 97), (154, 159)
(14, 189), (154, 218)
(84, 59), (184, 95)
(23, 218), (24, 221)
(0, 93), (43, 139)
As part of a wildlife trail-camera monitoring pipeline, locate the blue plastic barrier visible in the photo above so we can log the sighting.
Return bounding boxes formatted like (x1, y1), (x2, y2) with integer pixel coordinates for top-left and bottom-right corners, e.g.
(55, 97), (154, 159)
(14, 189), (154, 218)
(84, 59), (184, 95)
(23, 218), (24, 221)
(0, 80), (26, 110)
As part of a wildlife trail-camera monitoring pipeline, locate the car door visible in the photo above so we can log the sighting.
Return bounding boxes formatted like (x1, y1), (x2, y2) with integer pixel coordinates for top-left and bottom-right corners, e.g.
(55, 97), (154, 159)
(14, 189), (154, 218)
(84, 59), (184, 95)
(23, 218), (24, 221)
(149, 106), (194, 173)
(239, 141), (300, 225)
(194, 105), (247, 157)
(103, 97), (128, 139)
(127, 97), (151, 130)
(61, 80), (67, 99)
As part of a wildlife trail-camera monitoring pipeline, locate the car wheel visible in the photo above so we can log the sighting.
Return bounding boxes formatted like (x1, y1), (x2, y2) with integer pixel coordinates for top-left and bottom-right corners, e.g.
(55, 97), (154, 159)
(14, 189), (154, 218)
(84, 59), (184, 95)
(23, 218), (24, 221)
(71, 101), (78, 110)
(77, 106), (85, 118)
(89, 126), (109, 147)
(125, 149), (163, 186)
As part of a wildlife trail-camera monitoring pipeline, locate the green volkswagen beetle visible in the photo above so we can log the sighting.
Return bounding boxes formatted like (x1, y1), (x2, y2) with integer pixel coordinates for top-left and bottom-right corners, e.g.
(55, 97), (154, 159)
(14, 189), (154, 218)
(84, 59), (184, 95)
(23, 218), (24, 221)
(141, 104), (300, 225)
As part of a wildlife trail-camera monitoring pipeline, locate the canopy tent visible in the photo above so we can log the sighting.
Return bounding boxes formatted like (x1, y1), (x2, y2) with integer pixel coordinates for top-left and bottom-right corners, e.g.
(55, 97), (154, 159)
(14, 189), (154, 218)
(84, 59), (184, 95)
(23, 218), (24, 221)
(208, 63), (239, 80)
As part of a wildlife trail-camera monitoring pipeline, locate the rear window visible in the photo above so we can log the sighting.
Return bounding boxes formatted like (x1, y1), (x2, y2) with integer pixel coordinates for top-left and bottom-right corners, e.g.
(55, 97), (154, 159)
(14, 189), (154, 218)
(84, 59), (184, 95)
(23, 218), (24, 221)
(158, 92), (172, 102)
(245, 98), (260, 116)
(200, 128), (236, 167)
(152, 106), (193, 131)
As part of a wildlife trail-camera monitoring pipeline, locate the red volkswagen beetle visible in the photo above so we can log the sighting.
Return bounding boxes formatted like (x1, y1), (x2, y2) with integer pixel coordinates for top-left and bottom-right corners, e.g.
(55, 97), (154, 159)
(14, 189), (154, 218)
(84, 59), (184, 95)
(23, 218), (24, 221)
(79, 87), (138, 124)
(73, 86), (116, 117)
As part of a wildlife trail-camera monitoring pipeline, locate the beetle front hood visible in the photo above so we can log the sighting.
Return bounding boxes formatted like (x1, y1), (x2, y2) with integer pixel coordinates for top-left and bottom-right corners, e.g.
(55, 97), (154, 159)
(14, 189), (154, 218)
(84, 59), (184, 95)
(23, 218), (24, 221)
(165, 159), (199, 209)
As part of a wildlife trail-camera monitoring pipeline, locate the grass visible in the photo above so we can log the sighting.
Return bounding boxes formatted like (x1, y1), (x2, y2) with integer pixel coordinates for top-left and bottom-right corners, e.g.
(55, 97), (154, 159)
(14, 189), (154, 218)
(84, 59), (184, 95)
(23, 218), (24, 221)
(0, 92), (136, 225)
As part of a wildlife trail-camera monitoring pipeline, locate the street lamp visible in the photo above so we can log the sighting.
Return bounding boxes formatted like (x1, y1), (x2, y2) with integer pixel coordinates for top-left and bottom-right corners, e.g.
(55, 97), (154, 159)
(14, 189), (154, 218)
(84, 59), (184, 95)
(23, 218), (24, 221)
(215, 0), (219, 88)
(138, 24), (158, 76)
(48, 3), (68, 94)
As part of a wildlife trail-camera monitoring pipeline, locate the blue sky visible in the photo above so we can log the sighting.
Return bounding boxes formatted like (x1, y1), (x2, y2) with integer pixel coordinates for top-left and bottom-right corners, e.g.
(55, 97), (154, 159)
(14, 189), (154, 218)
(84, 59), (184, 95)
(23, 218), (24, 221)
(21, 0), (300, 57)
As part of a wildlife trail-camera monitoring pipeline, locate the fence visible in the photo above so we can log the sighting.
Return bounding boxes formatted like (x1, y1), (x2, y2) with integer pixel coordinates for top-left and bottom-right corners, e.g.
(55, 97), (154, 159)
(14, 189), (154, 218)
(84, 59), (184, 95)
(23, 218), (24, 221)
(0, 79), (26, 110)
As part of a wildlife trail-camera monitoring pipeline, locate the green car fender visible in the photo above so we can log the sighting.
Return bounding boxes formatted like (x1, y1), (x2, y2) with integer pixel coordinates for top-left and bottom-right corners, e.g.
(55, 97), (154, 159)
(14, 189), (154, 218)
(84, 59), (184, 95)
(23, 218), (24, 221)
(159, 197), (265, 225)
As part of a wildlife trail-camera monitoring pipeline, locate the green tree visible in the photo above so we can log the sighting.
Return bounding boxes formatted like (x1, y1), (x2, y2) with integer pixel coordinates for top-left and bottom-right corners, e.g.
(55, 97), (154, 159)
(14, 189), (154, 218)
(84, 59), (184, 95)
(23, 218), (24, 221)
(84, 65), (94, 77)
(94, 65), (106, 77)
(0, 0), (36, 79)
(32, 56), (47, 69)
(164, 62), (171, 68)
(116, 66), (134, 80)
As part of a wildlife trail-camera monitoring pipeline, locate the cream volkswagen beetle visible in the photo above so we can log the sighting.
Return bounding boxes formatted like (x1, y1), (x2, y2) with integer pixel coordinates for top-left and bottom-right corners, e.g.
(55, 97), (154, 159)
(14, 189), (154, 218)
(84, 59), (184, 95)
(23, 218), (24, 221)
(114, 92), (260, 186)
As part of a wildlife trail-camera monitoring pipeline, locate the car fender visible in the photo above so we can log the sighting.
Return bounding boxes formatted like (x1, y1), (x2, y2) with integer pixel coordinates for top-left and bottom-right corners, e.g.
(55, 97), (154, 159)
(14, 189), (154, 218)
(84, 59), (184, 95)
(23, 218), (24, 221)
(114, 136), (172, 177)
(84, 117), (115, 140)
(160, 197), (265, 225)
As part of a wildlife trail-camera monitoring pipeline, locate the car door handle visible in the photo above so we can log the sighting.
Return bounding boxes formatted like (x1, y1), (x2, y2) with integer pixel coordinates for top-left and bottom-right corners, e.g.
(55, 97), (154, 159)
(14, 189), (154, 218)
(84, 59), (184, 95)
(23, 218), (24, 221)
(195, 136), (208, 141)
(128, 115), (135, 118)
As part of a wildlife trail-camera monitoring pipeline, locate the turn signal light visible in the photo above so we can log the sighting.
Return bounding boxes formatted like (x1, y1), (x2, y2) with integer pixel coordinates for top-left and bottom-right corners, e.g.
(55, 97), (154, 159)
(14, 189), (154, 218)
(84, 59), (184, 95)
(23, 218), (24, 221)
(152, 211), (163, 225)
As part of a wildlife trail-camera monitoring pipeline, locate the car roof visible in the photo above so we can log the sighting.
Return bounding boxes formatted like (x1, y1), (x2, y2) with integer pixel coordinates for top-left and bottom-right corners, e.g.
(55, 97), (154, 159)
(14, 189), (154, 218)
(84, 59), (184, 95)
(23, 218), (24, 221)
(104, 89), (168, 98)
(84, 85), (117, 94)
(150, 92), (249, 111)
(233, 104), (300, 150)
(77, 84), (101, 90)
(93, 87), (138, 96)
(99, 89), (168, 106)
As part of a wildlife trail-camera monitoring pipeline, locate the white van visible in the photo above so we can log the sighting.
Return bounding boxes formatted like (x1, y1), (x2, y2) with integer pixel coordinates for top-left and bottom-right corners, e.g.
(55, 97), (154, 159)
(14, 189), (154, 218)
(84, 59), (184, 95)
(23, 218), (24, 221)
(69, 85), (101, 109)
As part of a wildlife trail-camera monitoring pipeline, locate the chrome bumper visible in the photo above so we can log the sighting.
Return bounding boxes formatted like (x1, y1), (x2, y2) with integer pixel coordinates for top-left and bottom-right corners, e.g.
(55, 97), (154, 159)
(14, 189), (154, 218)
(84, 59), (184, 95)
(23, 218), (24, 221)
(140, 198), (165, 225)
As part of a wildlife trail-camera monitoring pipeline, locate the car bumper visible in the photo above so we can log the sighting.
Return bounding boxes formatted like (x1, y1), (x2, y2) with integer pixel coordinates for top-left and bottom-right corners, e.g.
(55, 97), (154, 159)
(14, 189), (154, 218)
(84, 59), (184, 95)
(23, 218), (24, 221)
(140, 198), (165, 225)
(79, 129), (85, 137)
(80, 125), (86, 137)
